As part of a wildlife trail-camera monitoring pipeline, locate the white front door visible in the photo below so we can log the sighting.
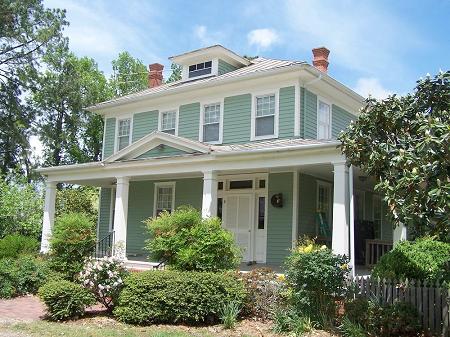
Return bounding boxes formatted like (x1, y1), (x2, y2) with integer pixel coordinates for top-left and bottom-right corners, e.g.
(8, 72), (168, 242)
(223, 194), (253, 262)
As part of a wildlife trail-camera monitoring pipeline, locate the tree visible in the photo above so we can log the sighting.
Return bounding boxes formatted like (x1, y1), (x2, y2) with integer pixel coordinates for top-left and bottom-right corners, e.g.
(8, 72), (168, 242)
(165, 63), (181, 83)
(110, 51), (148, 97)
(339, 71), (450, 241)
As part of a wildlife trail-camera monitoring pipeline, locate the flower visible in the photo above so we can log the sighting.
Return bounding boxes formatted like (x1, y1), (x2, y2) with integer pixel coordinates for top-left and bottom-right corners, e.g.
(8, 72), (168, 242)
(340, 264), (348, 270)
(303, 244), (314, 253)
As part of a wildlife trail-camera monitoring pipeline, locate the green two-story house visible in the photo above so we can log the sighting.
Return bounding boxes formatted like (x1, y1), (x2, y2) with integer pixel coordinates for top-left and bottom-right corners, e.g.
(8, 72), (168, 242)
(38, 45), (406, 273)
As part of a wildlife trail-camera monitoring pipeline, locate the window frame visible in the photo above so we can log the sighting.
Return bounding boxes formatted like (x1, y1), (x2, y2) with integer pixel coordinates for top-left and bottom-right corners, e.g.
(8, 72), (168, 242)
(316, 180), (332, 227)
(199, 99), (224, 144)
(316, 96), (332, 140)
(251, 90), (279, 141)
(188, 60), (213, 78)
(153, 182), (176, 217)
(115, 116), (133, 153)
(158, 109), (179, 136)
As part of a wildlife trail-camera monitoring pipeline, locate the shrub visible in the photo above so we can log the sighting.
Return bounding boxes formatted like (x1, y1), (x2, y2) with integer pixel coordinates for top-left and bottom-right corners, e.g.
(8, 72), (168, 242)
(56, 186), (99, 223)
(272, 308), (316, 335)
(372, 237), (450, 282)
(79, 257), (129, 311)
(0, 235), (39, 259)
(49, 212), (96, 280)
(114, 270), (246, 325)
(38, 280), (96, 321)
(0, 256), (50, 298)
(145, 207), (240, 271)
(284, 237), (350, 322)
(219, 301), (240, 329)
(339, 316), (366, 337)
(239, 268), (285, 320)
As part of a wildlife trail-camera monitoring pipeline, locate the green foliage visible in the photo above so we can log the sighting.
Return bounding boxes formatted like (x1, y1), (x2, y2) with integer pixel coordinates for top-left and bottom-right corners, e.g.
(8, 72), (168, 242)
(239, 268), (285, 320)
(56, 186), (99, 223)
(145, 207), (240, 272)
(114, 270), (246, 325)
(339, 316), (367, 337)
(0, 234), (39, 258)
(0, 176), (43, 238)
(49, 212), (96, 280)
(219, 301), (240, 329)
(339, 71), (450, 240)
(372, 237), (450, 282)
(165, 63), (182, 83)
(284, 237), (350, 321)
(0, 255), (50, 298)
(110, 51), (148, 97)
(38, 280), (96, 321)
(79, 257), (129, 311)
(272, 308), (316, 336)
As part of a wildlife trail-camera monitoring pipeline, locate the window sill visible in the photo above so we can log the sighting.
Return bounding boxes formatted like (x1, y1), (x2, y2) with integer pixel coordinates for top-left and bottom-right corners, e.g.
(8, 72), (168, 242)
(251, 135), (278, 141)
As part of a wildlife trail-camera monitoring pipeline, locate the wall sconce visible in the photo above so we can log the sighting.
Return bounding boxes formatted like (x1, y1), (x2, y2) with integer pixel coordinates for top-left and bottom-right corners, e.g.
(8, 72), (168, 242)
(271, 193), (283, 208)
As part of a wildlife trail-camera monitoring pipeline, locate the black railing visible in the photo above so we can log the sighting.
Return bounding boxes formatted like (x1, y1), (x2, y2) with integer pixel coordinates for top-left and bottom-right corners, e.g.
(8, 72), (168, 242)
(91, 231), (114, 258)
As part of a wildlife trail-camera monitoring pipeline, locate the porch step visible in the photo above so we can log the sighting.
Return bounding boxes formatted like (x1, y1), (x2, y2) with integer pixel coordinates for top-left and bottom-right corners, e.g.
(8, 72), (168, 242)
(125, 260), (163, 271)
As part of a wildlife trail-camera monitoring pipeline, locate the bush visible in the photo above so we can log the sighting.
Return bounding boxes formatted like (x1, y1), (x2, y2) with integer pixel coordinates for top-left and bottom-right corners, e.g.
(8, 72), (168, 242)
(79, 257), (129, 311)
(0, 235), (39, 259)
(272, 308), (316, 336)
(0, 176), (43, 239)
(114, 270), (246, 325)
(56, 186), (99, 223)
(284, 237), (350, 322)
(339, 316), (366, 337)
(0, 256), (50, 298)
(49, 212), (96, 280)
(38, 280), (96, 321)
(145, 207), (240, 271)
(372, 237), (450, 282)
(239, 268), (285, 320)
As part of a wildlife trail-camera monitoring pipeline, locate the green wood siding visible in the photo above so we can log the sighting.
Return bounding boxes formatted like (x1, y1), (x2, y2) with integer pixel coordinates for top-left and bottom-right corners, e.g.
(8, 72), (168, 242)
(98, 188), (112, 239)
(102, 118), (116, 159)
(125, 178), (203, 258)
(298, 173), (317, 237)
(137, 146), (189, 159)
(279, 86), (296, 138)
(267, 172), (293, 265)
(218, 59), (238, 75)
(178, 103), (200, 140)
(223, 94), (251, 144)
(332, 105), (354, 139)
(132, 110), (158, 142)
(301, 88), (317, 139)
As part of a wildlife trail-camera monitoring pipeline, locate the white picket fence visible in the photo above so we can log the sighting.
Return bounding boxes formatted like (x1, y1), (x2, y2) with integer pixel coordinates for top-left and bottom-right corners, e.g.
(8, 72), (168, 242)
(353, 277), (450, 336)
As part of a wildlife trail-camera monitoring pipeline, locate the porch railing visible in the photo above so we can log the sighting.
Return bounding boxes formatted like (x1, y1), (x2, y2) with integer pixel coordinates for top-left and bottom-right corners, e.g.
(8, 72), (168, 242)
(365, 239), (393, 266)
(91, 231), (114, 258)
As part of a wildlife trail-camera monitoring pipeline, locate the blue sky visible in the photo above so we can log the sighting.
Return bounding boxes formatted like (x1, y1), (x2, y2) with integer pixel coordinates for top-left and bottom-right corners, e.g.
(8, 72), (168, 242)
(44, 0), (449, 98)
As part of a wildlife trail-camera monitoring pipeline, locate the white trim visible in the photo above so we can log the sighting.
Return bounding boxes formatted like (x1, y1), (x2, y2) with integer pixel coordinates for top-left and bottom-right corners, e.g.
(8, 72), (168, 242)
(158, 108), (179, 136)
(108, 187), (116, 233)
(101, 118), (108, 160)
(316, 179), (332, 230)
(153, 181), (176, 217)
(292, 170), (299, 248)
(349, 165), (356, 278)
(251, 89), (279, 141)
(115, 115), (133, 153)
(316, 96), (332, 140)
(294, 81), (301, 137)
(199, 98), (224, 144)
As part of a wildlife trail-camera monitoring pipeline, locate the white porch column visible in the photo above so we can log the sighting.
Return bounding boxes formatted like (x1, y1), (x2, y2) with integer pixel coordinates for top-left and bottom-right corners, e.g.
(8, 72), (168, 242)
(201, 171), (218, 218)
(40, 181), (57, 253)
(113, 176), (130, 259)
(393, 223), (407, 244)
(332, 162), (350, 256)
(348, 165), (356, 277)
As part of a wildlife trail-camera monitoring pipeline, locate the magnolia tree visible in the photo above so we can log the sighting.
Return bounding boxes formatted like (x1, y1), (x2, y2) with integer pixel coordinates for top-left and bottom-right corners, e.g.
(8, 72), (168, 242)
(339, 71), (449, 241)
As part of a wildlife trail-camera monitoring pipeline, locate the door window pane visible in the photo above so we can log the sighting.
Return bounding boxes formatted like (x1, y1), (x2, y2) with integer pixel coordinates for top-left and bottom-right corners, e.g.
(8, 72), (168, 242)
(217, 198), (223, 220)
(258, 197), (265, 229)
(229, 180), (253, 189)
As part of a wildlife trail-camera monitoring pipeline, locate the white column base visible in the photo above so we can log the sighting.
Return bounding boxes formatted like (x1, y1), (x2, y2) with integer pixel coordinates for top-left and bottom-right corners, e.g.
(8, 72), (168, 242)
(40, 181), (57, 254)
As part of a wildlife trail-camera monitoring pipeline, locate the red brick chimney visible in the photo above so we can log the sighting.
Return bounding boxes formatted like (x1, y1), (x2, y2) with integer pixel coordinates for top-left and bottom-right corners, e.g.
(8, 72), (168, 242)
(312, 47), (330, 73)
(148, 63), (164, 88)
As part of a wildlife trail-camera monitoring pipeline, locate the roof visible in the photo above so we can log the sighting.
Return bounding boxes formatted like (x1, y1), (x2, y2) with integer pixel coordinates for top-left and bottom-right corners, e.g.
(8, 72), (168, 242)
(169, 45), (251, 66)
(87, 57), (307, 112)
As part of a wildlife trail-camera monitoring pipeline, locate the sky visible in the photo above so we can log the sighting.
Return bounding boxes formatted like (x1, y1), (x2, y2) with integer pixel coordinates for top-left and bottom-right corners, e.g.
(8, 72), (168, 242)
(32, 0), (449, 155)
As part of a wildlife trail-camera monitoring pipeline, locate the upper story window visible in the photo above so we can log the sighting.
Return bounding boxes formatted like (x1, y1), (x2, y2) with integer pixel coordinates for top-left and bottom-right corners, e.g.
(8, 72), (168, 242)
(117, 118), (131, 151)
(160, 110), (177, 135)
(317, 100), (331, 139)
(188, 61), (212, 78)
(203, 103), (221, 143)
(255, 94), (276, 138)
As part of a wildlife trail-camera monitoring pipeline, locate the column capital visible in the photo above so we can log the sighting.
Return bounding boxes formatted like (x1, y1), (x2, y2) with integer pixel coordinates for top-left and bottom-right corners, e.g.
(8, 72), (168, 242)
(332, 160), (348, 168)
(45, 181), (58, 189)
(202, 170), (218, 180)
(116, 176), (130, 185)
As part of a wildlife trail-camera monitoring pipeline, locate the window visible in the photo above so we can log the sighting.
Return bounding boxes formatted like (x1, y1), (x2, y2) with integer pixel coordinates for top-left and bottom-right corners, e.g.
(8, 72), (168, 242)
(188, 61), (212, 78)
(203, 103), (221, 143)
(317, 182), (331, 224)
(229, 180), (253, 189)
(160, 111), (176, 135)
(255, 94), (276, 137)
(317, 100), (331, 139)
(217, 198), (223, 220)
(258, 197), (266, 229)
(117, 118), (131, 151)
(373, 195), (382, 239)
(154, 183), (175, 216)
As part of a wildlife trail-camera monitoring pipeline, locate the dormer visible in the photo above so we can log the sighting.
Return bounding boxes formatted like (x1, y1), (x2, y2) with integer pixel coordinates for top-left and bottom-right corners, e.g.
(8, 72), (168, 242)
(169, 45), (251, 82)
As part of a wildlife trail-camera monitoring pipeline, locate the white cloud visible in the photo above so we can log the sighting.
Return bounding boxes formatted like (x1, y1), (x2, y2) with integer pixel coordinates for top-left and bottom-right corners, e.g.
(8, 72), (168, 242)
(29, 135), (44, 160)
(247, 28), (280, 49)
(353, 77), (392, 99)
(193, 25), (225, 46)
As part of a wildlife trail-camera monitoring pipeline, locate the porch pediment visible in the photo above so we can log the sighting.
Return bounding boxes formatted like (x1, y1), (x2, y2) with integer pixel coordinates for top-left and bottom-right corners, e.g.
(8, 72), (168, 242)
(103, 131), (211, 163)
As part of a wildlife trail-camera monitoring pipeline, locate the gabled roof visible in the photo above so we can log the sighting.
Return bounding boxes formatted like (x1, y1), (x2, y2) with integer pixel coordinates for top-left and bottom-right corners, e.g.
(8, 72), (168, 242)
(103, 131), (211, 163)
(169, 45), (251, 67)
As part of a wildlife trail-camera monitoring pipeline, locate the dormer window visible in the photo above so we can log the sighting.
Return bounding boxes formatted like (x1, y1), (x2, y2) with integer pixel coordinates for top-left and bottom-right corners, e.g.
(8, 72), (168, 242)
(188, 61), (212, 78)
